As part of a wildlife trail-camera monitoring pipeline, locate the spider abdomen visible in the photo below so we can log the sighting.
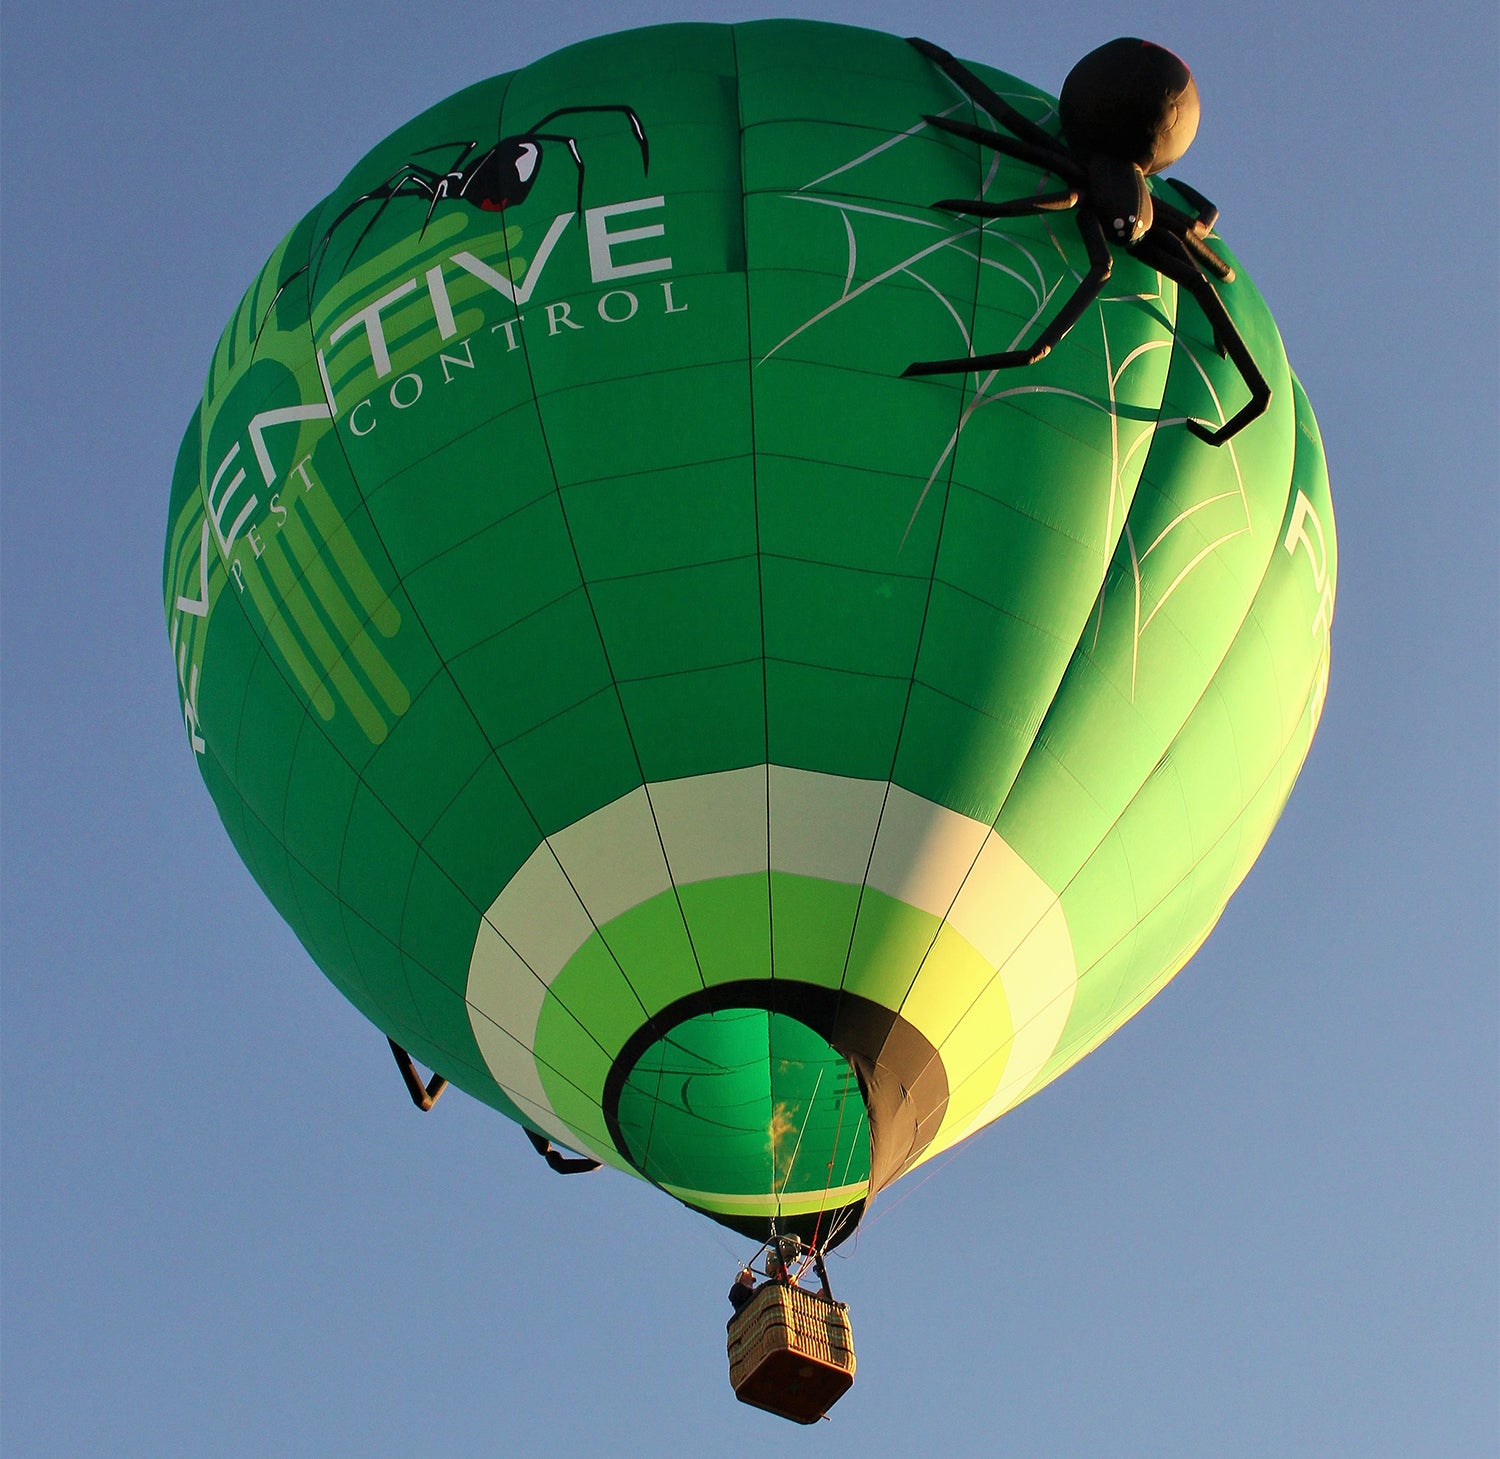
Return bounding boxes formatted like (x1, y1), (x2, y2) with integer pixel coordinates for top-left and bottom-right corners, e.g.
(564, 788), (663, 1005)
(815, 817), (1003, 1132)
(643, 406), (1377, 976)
(1060, 37), (1200, 174)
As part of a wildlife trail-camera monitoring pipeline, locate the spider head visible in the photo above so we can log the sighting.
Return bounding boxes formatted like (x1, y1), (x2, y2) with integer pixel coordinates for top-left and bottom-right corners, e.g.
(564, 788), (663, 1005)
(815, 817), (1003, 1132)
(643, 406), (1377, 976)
(1059, 38), (1200, 175)
(1088, 157), (1153, 244)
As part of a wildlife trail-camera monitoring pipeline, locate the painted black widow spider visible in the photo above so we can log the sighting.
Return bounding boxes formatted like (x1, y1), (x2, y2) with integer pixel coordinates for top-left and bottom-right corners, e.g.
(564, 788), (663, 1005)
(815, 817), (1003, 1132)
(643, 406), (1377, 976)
(903, 37), (1269, 447)
(254, 104), (649, 346)
(312, 104), (649, 283)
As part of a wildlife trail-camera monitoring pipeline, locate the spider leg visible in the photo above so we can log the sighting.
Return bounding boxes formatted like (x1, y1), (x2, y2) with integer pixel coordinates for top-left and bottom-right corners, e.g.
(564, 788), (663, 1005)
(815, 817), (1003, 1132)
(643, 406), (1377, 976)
(922, 113), (1080, 184)
(528, 105), (650, 174)
(531, 131), (588, 221)
(338, 174), (441, 276)
(409, 139), (482, 164)
(1134, 231), (1270, 446)
(418, 182), (449, 237)
(1151, 197), (1235, 282)
(252, 262), (310, 357)
(256, 154), (473, 349)
(907, 37), (1062, 155)
(320, 163), (450, 239)
(388, 1039), (446, 1112)
(524, 1128), (601, 1175)
(1163, 176), (1219, 234)
(311, 165), (447, 286)
(419, 174), (459, 237)
(375, 141), (481, 243)
(415, 141), (477, 236)
(903, 209), (1113, 378)
(933, 189), (1079, 218)
(1180, 223), (1235, 283)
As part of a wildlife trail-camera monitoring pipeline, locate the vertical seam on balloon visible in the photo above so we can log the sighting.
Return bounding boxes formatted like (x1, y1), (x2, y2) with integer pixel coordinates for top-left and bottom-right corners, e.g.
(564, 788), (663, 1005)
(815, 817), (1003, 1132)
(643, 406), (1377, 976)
(729, 25), (786, 1217)
(1070, 419), (1320, 1047)
(826, 50), (990, 1037)
(307, 89), (535, 1088)
(348, 340), (745, 562)
(185, 99), (599, 1138)
(253, 201), (391, 1035)
(224, 580), (418, 1045)
(249, 710), (424, 1041)
(488, 279), (712, 1006)
(893, 439), (1299, 1135)
(1007, 654), (1321, 1108)
(495, 336), (720, 986)
(294, 70), (641, 1152)
(464, 77), (681, 1064)
(277, 692), (387, 1027)
(879, 243), (1236, 1109)
(479, 61), (729, 1173)
(726, 23), (783, 1224)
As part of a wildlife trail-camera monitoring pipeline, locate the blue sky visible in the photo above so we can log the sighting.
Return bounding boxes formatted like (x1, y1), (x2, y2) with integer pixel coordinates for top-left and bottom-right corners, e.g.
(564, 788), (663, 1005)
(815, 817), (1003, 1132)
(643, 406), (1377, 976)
(3, 2), (1495, 1455)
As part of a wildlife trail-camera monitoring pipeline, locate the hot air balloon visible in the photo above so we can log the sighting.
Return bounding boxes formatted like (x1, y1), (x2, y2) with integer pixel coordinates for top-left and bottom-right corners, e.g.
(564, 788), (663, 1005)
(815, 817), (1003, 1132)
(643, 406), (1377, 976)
(164, 20), (1335, 1275)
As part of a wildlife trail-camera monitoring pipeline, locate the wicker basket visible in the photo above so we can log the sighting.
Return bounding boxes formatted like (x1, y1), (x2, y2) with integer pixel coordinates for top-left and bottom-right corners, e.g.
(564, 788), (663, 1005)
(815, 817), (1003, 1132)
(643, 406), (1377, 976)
(726, 1283), (856, 1424)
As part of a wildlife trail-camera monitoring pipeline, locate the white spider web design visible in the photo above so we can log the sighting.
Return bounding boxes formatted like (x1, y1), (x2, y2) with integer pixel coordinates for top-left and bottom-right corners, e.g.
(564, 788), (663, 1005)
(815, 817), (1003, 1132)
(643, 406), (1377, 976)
(753, 77), (1255, 698)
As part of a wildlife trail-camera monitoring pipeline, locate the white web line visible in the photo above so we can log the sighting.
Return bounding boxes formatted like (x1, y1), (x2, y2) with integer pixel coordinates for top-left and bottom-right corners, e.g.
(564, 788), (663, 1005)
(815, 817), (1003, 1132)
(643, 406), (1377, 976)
(901, 267), (973, 354)
(759, 93), (1254, 691)
(756, 199), (969, 368)
(940, 240), (1047, 310)
(798, 106), (966, 194)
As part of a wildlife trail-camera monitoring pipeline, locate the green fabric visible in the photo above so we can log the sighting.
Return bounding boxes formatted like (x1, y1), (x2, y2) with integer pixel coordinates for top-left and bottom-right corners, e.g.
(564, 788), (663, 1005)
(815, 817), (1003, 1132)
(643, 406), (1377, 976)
(616, 1009), (870, 1206)
(164, 21), (1335, 1230)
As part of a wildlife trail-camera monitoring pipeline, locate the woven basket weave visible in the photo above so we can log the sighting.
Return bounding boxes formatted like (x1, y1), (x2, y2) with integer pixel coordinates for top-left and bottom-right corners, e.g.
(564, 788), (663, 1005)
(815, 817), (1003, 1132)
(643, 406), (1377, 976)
(727, 1284), (855, 1424)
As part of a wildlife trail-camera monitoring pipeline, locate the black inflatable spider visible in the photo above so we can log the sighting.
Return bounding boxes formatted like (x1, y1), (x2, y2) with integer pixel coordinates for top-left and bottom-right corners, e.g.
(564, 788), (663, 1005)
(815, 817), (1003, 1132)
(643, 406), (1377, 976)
(904, 37), (1269, 447)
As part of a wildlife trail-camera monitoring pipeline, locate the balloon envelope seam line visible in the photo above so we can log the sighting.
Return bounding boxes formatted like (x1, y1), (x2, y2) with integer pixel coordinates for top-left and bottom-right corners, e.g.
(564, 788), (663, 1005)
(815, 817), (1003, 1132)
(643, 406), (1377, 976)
(881, 412), (1301, 1127)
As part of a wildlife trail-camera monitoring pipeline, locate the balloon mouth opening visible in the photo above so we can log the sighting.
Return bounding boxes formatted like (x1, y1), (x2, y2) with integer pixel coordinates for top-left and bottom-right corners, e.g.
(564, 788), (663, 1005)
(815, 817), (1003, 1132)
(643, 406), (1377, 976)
(614, 1007), (872, 1207)
(601, 980), (949, 1245)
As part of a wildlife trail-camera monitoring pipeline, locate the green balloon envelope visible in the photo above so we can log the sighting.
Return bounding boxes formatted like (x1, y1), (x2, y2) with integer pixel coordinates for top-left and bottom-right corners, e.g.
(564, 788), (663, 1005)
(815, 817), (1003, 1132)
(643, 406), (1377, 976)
(164, 21), (1336, 1243)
